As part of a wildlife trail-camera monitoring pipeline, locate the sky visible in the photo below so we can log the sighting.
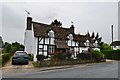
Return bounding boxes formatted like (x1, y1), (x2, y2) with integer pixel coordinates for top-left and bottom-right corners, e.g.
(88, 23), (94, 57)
(1, 0), (119, 45)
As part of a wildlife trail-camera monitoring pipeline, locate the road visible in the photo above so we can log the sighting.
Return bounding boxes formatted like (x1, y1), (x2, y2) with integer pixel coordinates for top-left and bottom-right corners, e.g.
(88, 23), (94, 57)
(2, 61), (118, 78)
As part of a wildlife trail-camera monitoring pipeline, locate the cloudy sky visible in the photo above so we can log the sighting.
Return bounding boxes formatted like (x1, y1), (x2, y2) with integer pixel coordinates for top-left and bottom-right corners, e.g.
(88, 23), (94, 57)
(1, 0), (119, 44)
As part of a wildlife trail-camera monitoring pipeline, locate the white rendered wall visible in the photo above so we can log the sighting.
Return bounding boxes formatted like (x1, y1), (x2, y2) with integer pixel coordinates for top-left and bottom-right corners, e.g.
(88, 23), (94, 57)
(24, 30), (32, 54)
(31, 25), (39, 61)
(24, 24), (38, 61)
(45, 38), (49, 44)
(80, 47), (88, 53)
(31, 25), (38, 61)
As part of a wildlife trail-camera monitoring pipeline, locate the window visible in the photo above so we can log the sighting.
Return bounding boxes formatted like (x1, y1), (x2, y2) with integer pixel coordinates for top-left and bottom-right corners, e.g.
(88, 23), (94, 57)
(94, 40), (98, 48)
(68, 34), (73, 40)
(48, 45), (55, 53)
(114, 46), (116, 48)
(85, 40), (89, 47)
(48, 30), (54, 38)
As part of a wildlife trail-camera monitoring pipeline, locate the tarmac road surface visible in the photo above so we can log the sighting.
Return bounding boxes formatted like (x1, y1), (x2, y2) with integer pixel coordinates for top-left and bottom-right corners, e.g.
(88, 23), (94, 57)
(2, 61), (118, 78)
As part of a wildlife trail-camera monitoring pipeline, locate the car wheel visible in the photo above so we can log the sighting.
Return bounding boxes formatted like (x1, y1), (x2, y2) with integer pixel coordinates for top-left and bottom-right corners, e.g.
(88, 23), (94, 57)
(25, 61), (29, 65)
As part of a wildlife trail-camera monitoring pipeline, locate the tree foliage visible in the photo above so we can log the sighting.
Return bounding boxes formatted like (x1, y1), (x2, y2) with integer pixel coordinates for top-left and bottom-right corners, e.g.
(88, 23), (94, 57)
(4, 42), (12, 53)
(100, 42), (112, 50)
(91, 32), (95, 38)
(87, 32), (90, 37)
(51, 19), (62, 27)
(2, 41), (24, 55)
(95, 32), (99, 40)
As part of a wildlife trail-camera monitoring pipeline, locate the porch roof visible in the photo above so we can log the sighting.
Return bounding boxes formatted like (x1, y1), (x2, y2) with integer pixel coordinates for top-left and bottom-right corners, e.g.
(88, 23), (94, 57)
(55, 40), (69, 49)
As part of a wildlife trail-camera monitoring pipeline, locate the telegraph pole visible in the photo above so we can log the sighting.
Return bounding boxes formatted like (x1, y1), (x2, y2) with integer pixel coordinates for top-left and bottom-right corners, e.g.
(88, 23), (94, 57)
(111, 25), (113, 43)
(111, 25), (114, 49)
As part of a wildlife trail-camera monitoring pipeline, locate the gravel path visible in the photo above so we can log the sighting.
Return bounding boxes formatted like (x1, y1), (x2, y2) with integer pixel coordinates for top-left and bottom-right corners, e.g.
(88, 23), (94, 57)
(2, 57), (37, 76)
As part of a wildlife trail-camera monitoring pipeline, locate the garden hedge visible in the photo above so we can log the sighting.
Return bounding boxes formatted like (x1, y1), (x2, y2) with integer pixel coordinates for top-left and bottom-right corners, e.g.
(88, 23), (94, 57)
(101, 50), (120, 60)
(2, 53), (11, 66)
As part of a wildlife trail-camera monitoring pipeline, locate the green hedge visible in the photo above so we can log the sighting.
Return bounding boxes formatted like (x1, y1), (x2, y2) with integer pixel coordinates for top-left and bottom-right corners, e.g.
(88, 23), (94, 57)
(101, 50), (120, 60)
(101, 50), (112, 59)
(112, 50), (120, 60)
(2, 53), (11, 66)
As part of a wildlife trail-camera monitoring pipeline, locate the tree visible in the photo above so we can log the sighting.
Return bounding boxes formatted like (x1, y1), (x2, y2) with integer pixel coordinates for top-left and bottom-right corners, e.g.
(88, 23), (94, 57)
(100, 42), (112, 50)
(97, 37), (102, 44)
(91, 32), (95, 39)
(11, 42), (24, 54)
(95, 32), (99, 40)
(51, 19), (62, 27)
(87, 32), (90, 37)
(2, 41), (25, 55)
(4, 42), (12, 53)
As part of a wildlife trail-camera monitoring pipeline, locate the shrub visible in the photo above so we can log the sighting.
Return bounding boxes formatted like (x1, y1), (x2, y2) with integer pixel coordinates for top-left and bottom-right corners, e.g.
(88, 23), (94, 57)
(2, 53), (11, 66)
(90, 50), (105, 62)
(101, 50), (112, 59)
(51, 53), (66, 60)
(112, 50), (120, 60)
(66, 53), (72, 60)
(101, 50), (120, 60)
(76, 53), (93, 60)
(36, 54), (48, 61)
(28, 54), (34, 61)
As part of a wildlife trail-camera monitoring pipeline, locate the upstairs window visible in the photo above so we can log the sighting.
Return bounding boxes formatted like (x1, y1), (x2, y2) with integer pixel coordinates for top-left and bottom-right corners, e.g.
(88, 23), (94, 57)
(68, 34), (73, 40)
(48, 30), (54, 38)
(85, 40), (89, 47)
(93, 40), (98, 48)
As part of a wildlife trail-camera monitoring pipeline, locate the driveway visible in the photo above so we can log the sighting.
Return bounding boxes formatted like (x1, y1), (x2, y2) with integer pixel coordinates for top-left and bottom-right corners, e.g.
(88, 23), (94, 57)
(2, 57), (35, 76)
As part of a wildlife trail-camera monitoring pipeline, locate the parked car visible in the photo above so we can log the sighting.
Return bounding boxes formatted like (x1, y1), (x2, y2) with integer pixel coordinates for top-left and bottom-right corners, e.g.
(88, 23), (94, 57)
(12, 51), (29, 65)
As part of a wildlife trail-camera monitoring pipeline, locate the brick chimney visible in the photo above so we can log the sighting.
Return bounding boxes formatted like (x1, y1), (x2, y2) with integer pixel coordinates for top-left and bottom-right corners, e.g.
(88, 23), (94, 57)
(70, 25), (74, 34)
(26, 17), (32, 30)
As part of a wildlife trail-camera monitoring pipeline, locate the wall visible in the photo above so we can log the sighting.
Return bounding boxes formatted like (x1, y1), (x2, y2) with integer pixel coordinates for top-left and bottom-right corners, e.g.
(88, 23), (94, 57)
(24, 30), (32, 54)
(31, 27), (37, 61)
(79, 47), (88, 53)
(24, 24), (38, 61)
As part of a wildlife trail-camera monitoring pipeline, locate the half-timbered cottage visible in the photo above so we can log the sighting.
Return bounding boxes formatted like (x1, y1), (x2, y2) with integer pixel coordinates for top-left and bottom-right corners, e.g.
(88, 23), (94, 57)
(24, 17), (99, 61)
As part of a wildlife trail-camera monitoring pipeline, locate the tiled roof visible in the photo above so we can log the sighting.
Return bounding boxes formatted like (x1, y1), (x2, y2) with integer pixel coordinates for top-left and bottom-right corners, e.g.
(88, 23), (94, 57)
(74, 34), (87, 42)
(32, 21), (93, 43)
(33, 21), (72, 40)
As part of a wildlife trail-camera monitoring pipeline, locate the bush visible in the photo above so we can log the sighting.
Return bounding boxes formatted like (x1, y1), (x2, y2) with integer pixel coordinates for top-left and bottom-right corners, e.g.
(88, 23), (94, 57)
(2, 53), (11, 66)
(101, 50), (112, 59)
(76, 53), (93, 60)
(90, 50), (105, 62)
(36, 54), (48, 61)
(101, 50), (120, 60)
(28, 54), (34, 61)
(51, 53), (66, 60)
(112, 50), (120, 60)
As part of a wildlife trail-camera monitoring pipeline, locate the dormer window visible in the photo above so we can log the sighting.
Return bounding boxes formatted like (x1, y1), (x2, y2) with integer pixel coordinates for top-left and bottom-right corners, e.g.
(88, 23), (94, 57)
(94, 40), (98, 48)
(48, 30), (54, 38)
(68, 34), (73, 40)
(85, 40), (89, 47)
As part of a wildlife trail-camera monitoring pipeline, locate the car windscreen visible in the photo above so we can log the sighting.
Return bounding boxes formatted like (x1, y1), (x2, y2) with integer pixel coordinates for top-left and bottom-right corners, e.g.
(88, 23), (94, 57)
(16, 52), (27, 56)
